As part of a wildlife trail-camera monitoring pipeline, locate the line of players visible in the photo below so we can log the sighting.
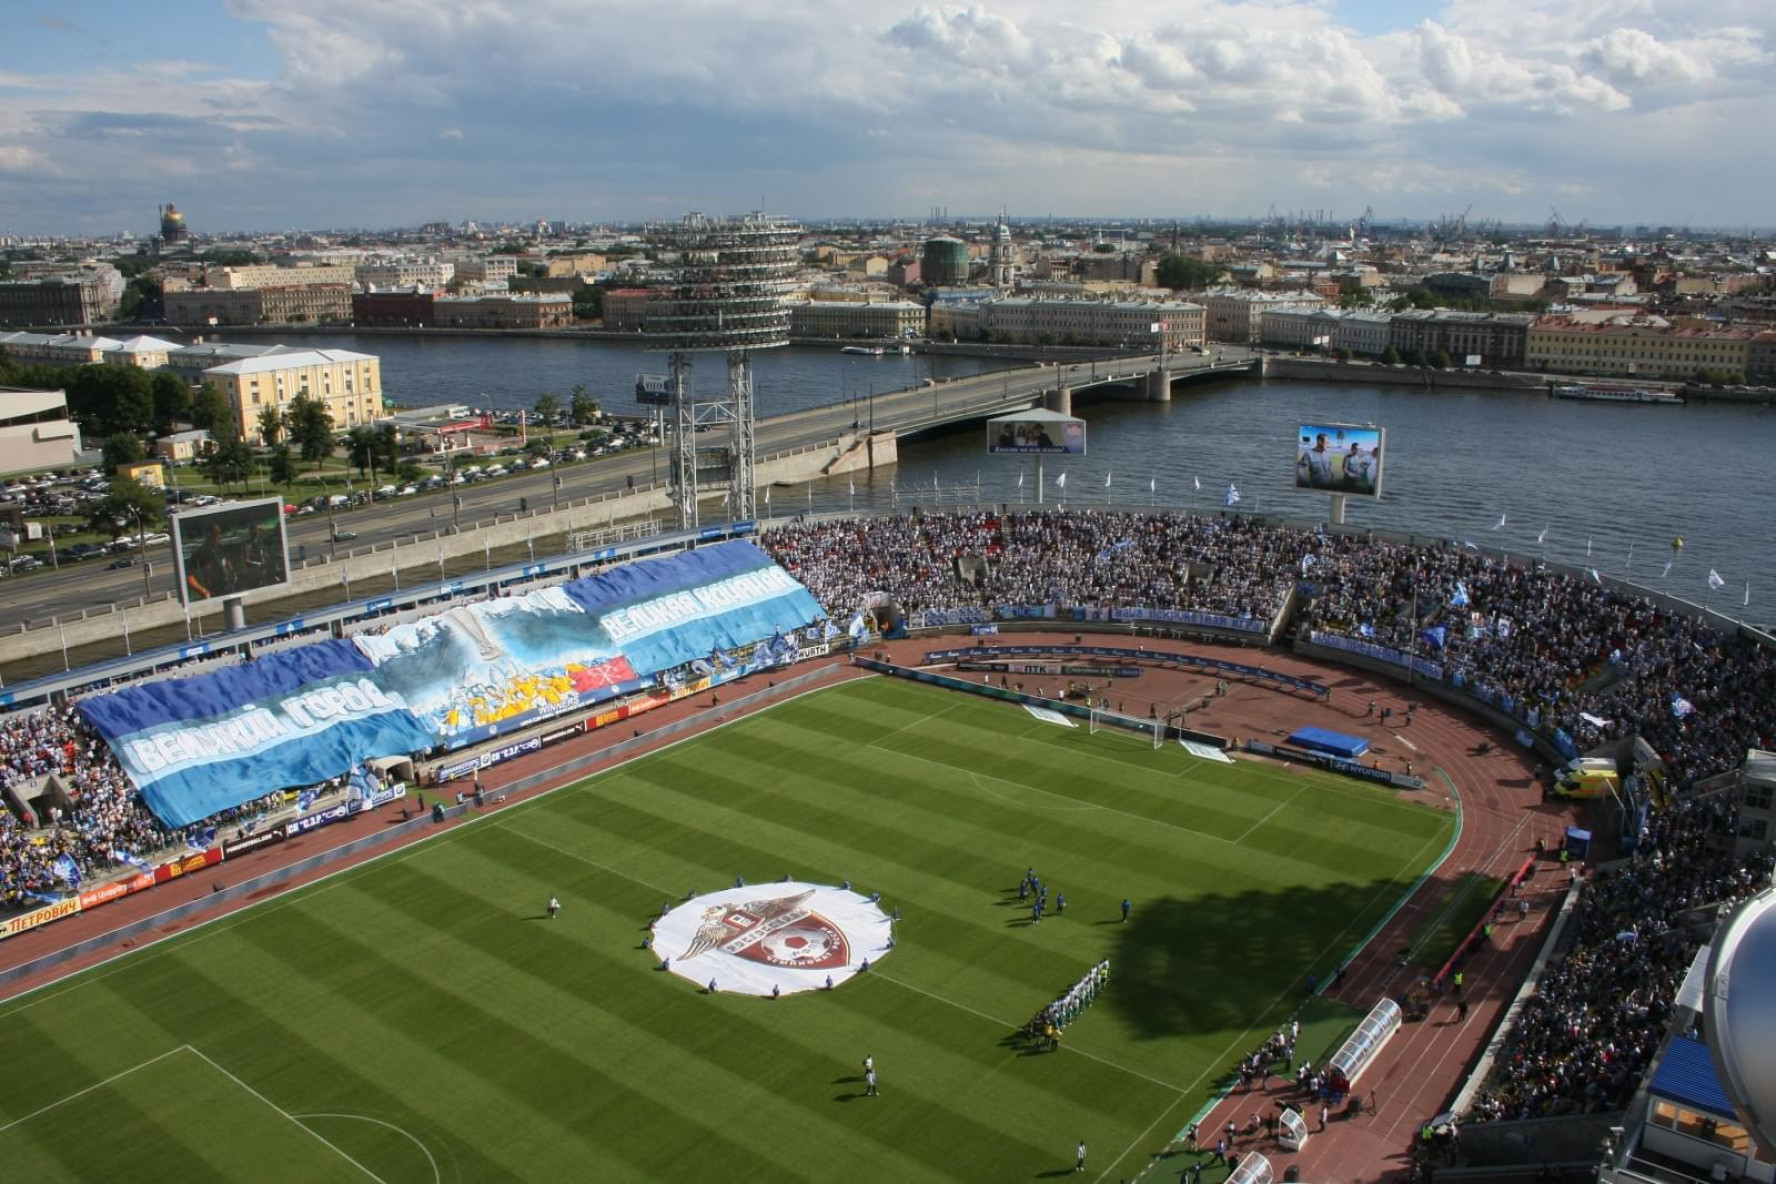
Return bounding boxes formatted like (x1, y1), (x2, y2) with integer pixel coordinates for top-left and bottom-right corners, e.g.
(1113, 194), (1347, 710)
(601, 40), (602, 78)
(1027, 960), (1111, 1050)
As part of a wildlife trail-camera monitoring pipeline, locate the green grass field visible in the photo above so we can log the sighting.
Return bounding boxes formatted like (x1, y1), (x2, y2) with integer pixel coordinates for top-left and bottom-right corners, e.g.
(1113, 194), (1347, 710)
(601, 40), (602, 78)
(0, 678), (1455, 1182)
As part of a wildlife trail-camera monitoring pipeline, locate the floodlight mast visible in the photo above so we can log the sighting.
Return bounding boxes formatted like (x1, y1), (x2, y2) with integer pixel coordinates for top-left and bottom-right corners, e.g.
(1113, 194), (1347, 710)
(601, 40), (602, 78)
(642, 212), (800, 529)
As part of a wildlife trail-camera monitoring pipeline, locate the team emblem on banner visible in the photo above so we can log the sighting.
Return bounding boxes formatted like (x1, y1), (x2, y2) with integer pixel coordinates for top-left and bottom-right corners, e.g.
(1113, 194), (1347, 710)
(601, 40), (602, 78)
(652, 883), (893, 997)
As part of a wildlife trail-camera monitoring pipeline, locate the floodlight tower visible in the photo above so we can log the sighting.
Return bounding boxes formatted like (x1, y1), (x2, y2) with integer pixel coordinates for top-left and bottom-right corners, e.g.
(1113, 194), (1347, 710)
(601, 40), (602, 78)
(641, 212), (800, 529)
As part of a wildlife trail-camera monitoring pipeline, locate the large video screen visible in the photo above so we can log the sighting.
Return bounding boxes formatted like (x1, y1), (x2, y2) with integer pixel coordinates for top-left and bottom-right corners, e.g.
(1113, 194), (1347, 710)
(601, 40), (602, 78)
(171, 496), (292, 605)
(1295, 424), (1385, 498)
(988, 417), (1086, 455)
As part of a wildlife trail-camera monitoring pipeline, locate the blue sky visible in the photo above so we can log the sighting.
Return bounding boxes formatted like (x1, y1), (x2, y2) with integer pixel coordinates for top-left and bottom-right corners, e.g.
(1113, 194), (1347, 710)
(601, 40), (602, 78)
(3, 0), (1772, 235)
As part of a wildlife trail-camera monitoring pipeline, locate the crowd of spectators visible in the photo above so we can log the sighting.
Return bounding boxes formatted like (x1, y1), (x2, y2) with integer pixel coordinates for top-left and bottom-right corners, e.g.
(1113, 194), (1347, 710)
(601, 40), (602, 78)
(1470, 794), (1772, 1122)
(764, 511), (1776, 790)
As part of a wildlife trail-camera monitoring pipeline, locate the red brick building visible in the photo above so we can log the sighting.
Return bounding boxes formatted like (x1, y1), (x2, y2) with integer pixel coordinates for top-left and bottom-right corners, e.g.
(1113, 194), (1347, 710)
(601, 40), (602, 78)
(352, 287), (438, 327)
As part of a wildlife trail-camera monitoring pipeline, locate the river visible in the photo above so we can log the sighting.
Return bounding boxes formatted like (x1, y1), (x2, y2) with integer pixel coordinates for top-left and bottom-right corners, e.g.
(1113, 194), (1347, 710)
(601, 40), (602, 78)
(226, 332), (1776, 612)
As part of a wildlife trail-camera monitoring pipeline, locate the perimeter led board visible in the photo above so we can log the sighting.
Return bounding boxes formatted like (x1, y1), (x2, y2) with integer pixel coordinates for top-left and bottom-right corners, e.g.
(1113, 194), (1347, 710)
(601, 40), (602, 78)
(171, 496), (292, 606)
(1295, 423), (1385, 499)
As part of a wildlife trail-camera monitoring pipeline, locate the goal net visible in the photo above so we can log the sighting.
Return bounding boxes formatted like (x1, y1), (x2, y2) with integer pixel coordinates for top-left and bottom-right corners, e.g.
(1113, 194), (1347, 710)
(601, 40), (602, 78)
(1087, 708), (1165, 749)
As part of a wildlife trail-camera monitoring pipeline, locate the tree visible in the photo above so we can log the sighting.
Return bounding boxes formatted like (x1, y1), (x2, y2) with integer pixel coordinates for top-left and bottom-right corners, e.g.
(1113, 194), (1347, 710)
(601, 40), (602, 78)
(1429, 349), (1452, 370)
(346, 427), (382, 481)
(268, 445), (298, 488)
(203, 438), (254, 489)
(257, 404), (284, 446)
(1380, 346), (1401, 365)
(101, 433), (147, 473)
(285, 394), (334, 467)
(396, 460), (427, 485)
(569, 384), (600, 425)
(150, 371), (191, 435)
(532, 391), (561, 424)
(1156, 254), (1222, 291)
(525, 438), (552, 459)
(87, 476), (162, 537)
(63, 365), (154, 436)
(189, 382), (235, 437)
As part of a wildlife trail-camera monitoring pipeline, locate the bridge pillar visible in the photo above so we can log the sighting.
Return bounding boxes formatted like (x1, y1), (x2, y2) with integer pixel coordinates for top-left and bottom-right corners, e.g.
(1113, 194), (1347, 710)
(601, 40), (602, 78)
(1144, 368), (1172, 402)
(1043, 385), (1073, 416)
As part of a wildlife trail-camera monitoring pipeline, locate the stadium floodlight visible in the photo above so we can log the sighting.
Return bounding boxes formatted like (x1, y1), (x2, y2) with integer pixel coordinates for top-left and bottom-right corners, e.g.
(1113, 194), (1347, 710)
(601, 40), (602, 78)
(642, 212), (800, 530)
(1704, 885), (1776, 1152)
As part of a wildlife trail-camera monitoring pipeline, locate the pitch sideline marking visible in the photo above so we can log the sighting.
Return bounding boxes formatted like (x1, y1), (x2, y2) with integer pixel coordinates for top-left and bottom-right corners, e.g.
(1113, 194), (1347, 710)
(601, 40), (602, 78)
(1230, 782), (1310, 845)
(186, 1044), (386, 1183)
(871, 970), (1188, 1096)
(294, 1114), (443, 1184)
(0, 1044), (190, 1134)
(964, 770), (1101, 812)
(495, 823), (678, 898)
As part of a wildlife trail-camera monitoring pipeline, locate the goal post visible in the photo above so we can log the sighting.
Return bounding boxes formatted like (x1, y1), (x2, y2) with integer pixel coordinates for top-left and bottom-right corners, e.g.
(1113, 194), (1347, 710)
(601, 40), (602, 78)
(1088, 708), (1165, 749)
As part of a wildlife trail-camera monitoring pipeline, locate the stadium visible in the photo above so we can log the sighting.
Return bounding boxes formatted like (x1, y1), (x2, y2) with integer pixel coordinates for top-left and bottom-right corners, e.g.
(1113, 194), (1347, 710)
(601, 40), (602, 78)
(1, 503), (1773, 1184)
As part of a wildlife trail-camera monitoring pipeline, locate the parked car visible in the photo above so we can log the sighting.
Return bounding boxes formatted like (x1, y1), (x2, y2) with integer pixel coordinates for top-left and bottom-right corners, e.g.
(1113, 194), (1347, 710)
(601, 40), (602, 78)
(9, 555), (42, 572)
(66, 543), (107, 560)
(143, 532), (171, 547)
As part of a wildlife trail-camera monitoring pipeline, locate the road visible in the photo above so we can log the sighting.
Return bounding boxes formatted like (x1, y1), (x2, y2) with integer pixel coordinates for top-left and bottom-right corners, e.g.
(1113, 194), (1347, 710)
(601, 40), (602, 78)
(0, 349), (1251, 627)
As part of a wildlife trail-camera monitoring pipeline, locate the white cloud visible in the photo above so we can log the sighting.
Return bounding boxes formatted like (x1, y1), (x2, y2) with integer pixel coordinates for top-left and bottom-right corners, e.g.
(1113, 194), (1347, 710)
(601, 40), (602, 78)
(2, 0), (1773, 230)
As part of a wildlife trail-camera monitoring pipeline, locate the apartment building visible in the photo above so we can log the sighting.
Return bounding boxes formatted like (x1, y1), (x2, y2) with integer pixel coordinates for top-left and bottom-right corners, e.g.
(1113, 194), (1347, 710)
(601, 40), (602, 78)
(1388, 310), (1535, 366)
(0, 274), (117, 327)
(979, 297), (1205, 349)
(163, 283), (352, 326)
(201, 349), (384, 442)
(0, 331), (179, 368)
(433, 293), (575, 329)
(450, 255), (520, 285)
(787, 300), (925, 339)
(203, 263), (357, 290)
(354, 258), (455, 289)
(1201, 290), (1324, 343)
(1526, 317), (1756, 379)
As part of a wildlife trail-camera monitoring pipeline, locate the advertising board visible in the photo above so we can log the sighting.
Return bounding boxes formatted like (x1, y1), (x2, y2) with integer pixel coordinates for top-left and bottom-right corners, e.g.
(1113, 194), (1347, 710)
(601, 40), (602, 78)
(1294, 423), (1385, 498)
(171, 496), (292, 605)
(987, 413), (1086, 455)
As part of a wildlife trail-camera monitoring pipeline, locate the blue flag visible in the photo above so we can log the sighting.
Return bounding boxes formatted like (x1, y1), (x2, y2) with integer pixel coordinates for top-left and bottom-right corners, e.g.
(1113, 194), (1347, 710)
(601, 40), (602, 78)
(113, 849), (152, 871)
(186, 825), (217, 852)
(52, 854), (82, 886)
(1450, 581), (1470, 608)
(1421, 625), (1448, 650)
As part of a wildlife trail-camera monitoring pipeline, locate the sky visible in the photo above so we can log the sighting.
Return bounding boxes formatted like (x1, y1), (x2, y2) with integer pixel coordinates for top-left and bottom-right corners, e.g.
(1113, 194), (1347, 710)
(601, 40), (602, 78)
(2, 0), (1772, 236)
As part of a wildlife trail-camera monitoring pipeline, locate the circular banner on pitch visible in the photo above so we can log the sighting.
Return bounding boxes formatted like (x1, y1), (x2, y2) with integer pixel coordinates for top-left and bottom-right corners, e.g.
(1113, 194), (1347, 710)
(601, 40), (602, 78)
(653, 883), (893, 996)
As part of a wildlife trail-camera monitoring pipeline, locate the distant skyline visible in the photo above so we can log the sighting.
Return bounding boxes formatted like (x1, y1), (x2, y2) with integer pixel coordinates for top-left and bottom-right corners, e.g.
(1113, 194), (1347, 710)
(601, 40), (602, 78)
(3, 0), (1773, 236)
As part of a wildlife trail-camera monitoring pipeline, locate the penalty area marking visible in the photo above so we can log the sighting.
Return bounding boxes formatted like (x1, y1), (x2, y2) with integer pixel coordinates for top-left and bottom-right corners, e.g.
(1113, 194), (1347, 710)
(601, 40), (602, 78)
(185, 1045), (387, 1183)
(294, 1114), (443, 1184)
(966, 771), (1100, 812)
(0, 1044), (190, 1134)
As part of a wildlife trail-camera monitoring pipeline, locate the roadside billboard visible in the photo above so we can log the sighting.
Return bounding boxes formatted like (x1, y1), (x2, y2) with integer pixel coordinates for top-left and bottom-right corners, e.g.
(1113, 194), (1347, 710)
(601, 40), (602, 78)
(636, 374), (672, 406)
(1295, 423), (1385, 499)
(171, 496), (292, 605)
(987, 413), (1086, 455)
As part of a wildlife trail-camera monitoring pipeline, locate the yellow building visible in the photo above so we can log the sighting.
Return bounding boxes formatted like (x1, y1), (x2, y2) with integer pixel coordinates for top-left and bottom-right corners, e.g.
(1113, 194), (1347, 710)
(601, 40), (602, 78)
(201, 348), (384, 443)
(1526, 317), (1756, 379)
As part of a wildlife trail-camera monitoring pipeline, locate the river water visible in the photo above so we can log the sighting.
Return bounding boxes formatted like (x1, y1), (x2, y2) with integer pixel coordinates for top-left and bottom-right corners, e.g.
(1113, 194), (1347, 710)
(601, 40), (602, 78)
(229, 332), (1776, 611)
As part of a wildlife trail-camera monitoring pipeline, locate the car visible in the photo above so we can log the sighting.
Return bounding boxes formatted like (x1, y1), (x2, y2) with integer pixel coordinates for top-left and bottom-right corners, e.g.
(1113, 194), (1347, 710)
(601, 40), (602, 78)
(110, 536), (140, 551)
(143, 532), (171, 547)
(375, 485), (399, 498)
(397, 484), (418, 496)
(67, 543), (107, 560)
(295, 504), (317, 515)
(9, 555), (42, 572)
(106, 555), (135, 569)
(484, 466), (507, 478)
(331, 529), (358, 542)
(529, 457), (550, 469)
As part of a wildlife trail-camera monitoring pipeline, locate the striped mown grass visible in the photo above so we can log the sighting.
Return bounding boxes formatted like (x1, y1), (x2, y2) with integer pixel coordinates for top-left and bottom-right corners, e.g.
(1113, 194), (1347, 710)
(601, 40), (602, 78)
(0, 677), (1453, 1182)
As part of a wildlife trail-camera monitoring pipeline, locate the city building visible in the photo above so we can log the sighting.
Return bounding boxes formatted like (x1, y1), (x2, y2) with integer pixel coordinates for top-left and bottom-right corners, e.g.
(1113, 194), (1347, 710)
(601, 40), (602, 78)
(157, 201), (189, 244)
(353, 258), (455, 289)
(990, 221), (1015, 288)
(163, 341), (293, 385)
(432, 293), (574, 329)
(1525, 317), (1756, 379)
(599, 288), (655, 333)
(163, 284), (352, 326)
(1388, 309), (1535, 366)
(450, 255), (520, 285)
(200, 349), (384, 443)
(154, 429), (211, 462)
(0, 274), (118, 328)
(1201, 290), (1324, 343)
(352, 288), (438, 327)
(1747, 330), (1776, 384)
(0, 332), (180, 368)
(787, 300), (926, 339)
(0, 387), (81, 475)
(203, 263), (357, 290)
(978, 297), (1205, 349)
(1333, 311), (1394, 356)
(1260, 308), (1344, 350)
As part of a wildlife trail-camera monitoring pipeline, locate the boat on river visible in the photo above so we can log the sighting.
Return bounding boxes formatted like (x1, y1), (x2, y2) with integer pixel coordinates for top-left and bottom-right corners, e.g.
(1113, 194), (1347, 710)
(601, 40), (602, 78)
(1553, 383), (1685, 405)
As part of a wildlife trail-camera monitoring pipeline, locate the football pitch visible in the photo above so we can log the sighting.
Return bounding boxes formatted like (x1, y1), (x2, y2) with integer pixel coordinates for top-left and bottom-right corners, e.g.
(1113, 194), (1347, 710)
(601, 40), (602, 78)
(0, 677), (1455, 1182)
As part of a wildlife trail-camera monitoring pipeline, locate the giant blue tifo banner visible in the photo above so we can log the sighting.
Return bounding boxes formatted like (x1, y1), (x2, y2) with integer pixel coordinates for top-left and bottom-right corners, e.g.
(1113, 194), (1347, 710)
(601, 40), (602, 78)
(560, 540), (825, 677)
(352, 582), (643, 750)
(77, 640), (435, 829)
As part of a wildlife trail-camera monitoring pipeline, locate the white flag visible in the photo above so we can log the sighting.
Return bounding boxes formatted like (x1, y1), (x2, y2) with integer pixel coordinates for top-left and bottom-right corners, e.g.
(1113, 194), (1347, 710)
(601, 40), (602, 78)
(721, 489), (730, 507)
(1104, 472), (1112, 488)
(1225, 483), (1241, 506)
(1017, 471), (1024, 489)
(1589, 568), (1602, 584)
(1193, 475), (1201, 492)
(1149, 477), (1156, 494)
(1708, 569), (1726, 589)
(1492, 514), (1506, 531)
(1586, 537), (1593, 557)
(1625, 543), (1634, 569)
(1661, 560), (1672, 578)
(765, 487), (772, 509)
(1056, 472), (1067, 488)
(848, 479), (855, 496)
(1536, 525), (1548, 544)
(1746, 582), (1752, 608)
